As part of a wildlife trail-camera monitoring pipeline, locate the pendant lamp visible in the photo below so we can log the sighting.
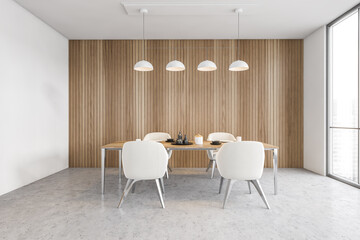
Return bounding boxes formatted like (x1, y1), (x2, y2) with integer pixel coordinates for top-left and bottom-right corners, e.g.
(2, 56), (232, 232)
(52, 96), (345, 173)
(134, 9), (153, 72)
(197, 60), (217, 71)
(229, 8), (249, 72)
(166, 46), (185, 71)
(198, 45), (217, 71)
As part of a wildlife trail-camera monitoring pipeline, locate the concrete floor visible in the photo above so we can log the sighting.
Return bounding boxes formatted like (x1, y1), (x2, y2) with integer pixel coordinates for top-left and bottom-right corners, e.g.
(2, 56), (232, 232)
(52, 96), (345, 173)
(1, 168), (360, 240)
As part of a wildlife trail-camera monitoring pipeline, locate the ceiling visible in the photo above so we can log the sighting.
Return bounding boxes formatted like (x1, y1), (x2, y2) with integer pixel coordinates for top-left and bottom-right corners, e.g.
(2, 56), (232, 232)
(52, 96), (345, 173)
(14, 0), (360, 39)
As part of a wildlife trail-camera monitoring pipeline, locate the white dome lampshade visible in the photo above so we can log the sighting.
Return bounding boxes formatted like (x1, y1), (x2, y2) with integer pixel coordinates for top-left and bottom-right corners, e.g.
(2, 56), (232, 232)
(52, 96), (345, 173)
(229, 60), (249, 71)
(134, 60), (153, 71)
(166, 60), (185, 71)
(197, 60), (217, 71)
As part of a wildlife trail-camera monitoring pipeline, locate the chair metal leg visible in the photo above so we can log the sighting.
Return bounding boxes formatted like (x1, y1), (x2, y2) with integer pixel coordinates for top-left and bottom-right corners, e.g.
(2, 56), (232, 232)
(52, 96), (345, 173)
(211, 160), (216, 179)
(251, 180), (271, 209)
(223, 179), (236, 209)
(167, 165), (173, 172)
(118, 150), (122, 184)
(273, 148), (278, 195)
(131, 182), (136, 193)
(165, 169), (169, 179)
(155, 179), (165, 208)
(206, 161), (212, 172)
(247, 181), (251, 194)
(167, 150), (173, 160)
(122, 179), (132, 195)
(219, 176), (224, 194)
(118, 179), (137, 208)
(160, 177), (165, 194)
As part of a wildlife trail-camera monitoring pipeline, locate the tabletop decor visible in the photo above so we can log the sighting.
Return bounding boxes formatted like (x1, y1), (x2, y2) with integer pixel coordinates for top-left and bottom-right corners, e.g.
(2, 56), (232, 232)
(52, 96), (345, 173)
(195, 134), (203, 145)
(173, 131), (193, 145)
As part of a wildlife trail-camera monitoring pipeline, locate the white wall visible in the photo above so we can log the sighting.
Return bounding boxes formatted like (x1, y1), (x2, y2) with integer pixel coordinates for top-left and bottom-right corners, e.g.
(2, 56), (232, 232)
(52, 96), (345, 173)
(304, 26), (327, 176)
(0, 0), (68, 195)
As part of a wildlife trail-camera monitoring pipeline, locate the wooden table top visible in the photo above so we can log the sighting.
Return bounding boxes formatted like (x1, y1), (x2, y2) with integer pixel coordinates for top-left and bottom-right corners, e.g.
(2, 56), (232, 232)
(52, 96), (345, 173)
(102, 141), (278, 150)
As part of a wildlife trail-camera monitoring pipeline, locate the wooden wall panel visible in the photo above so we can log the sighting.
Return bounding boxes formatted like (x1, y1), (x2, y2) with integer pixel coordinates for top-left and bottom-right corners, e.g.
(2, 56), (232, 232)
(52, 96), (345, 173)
(69, 40), (303, 168)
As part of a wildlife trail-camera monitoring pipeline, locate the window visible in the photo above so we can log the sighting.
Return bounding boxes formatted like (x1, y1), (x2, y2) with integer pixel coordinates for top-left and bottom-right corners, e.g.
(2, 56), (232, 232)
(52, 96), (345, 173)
(328, 8), (360, 187)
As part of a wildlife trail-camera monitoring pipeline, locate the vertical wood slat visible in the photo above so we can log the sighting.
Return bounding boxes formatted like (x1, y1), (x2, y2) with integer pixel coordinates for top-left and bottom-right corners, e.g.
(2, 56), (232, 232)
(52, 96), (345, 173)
(69, 39), (303, 168)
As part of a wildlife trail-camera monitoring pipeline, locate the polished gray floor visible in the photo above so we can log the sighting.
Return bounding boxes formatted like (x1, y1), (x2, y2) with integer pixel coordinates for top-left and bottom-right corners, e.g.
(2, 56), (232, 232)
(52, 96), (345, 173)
(1, 168), (360, 240)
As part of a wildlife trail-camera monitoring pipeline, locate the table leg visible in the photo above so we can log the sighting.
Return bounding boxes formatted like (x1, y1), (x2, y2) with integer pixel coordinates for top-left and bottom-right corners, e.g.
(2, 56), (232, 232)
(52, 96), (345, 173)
(101, 148), (106, 194)
(119, 150), (122, 184)
(167, 150), (173, 172)
(206, 150), (216, 178)
(273, 148), (278, 195)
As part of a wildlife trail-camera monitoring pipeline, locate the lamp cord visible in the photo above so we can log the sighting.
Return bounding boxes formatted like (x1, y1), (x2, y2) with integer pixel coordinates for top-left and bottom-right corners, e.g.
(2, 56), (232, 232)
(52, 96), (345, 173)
(237, 12), (239, 57)
(206, 42), (208, 60)
(143, 12), (145, 59)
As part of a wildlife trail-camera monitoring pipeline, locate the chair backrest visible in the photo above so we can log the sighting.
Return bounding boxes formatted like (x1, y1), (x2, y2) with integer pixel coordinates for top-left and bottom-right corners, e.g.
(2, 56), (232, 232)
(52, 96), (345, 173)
(122, 141), (168, 180)
(207, 132), (236, 142)
(143, 132), (171, 141)
(216, 141), (265, 180)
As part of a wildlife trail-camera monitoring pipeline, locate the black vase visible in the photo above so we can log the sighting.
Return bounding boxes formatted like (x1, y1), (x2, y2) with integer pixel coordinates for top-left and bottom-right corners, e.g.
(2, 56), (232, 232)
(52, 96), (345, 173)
(183, 134), (188, 144)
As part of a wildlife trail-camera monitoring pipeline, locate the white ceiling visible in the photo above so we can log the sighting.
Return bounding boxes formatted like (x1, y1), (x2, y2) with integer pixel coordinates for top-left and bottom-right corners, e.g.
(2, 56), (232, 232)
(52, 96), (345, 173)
(14, 0), (360, 39)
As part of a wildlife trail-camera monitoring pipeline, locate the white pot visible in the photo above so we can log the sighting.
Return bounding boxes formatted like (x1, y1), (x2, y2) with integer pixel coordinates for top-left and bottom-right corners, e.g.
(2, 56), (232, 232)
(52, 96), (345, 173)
(195, 136), (203, 145)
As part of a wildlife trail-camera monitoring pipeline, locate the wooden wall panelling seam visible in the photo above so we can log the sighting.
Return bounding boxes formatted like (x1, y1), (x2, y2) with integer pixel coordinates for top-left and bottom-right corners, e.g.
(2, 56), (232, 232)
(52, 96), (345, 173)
(69, 40), (303, 168)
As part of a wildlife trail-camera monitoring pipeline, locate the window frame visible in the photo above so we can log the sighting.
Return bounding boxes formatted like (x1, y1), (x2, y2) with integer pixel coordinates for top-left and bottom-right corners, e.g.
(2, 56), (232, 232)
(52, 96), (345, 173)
(327, 4), (360, 188)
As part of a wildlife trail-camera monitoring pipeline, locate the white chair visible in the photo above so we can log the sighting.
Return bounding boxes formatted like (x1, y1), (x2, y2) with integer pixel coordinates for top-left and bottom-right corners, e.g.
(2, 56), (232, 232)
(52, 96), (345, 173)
(216, 141), (270, 209)
(143, 132), (171, 142)
(117, 141), (168, 208)
(206, 132), (236, 178)
(143, 132), (172, 178)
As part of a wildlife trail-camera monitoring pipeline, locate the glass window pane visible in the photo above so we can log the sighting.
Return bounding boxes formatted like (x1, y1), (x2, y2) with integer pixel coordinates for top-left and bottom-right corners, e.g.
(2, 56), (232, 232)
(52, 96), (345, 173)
(331, 128), (359, 182)
(331, 11), (358, 128)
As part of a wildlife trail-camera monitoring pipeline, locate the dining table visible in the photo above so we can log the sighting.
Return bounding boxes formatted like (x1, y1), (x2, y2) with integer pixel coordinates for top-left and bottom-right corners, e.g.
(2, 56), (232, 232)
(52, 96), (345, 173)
(100, 141), (279, 195)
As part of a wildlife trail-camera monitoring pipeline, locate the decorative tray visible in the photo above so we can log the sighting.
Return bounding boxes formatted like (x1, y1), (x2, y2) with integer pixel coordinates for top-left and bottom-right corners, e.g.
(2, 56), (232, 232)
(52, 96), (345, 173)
(171, 142), (194, 145)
